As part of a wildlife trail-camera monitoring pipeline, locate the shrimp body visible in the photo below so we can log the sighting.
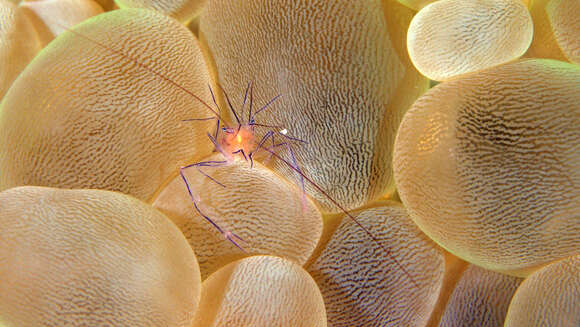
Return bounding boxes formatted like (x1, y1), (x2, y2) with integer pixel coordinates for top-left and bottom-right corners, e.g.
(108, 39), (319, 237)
(219, 124), (256, 162)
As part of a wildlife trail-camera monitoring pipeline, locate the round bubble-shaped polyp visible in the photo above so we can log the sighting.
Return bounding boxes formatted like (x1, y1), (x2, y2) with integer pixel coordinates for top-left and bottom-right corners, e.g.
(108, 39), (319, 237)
(394, 59), (580, 277)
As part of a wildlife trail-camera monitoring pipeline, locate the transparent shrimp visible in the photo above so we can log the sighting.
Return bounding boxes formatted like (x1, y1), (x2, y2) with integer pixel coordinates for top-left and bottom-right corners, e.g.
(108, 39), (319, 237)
(179, 82), (308, 251)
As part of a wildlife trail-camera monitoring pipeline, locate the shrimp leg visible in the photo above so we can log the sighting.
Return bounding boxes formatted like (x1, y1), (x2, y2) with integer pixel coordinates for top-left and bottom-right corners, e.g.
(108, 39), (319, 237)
(180, 160), (246, 251)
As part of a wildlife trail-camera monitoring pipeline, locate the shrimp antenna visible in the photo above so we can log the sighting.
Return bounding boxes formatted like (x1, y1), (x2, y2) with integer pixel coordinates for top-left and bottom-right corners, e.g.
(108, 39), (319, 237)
(217, 83), (241, 126)
(208, 84), (223, 116)
(252, 94), (282, 121)
(240, 81), (252, 121)
(248, 82), (254, 122)
(52, 21), (225, 122)
(258, 145), (420, 290)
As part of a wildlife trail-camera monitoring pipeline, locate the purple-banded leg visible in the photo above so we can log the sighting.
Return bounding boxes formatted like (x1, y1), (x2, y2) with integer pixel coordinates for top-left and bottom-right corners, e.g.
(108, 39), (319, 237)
(232, 149), (248, 162)
(250, 94), (282, 122)
(180, 160), (247, 251)
(216, 83), (241, 126)
(249, 130), (275, 168)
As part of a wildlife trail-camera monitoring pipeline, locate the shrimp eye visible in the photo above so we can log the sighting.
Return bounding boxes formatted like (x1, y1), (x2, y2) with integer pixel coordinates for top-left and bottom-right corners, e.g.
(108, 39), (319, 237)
(221, 127), (228, 132)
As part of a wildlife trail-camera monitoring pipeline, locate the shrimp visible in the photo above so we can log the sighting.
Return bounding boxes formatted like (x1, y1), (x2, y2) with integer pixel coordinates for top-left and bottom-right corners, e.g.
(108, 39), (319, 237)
(178, 82), (307, 251)
(54, 19), (418, 288)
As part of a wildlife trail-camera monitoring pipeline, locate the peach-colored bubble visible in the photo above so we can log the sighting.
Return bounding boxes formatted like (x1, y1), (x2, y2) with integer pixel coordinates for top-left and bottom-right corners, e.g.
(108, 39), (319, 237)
(0, 186), (201, 327)
(308, 202), (444, 327)
(439, 265), (523, 327)
(20, 0), (103, 45)
(546, 0), (580, 64)
(407, 0), (533, 81)
(394, 59), (580, 277)
(192, 255), (326, 327)
(0, 0), (42, 99)
(398, 0), (530, 11)
(115, 0), (206, 23)
(504, 255), (579, 327)
(0, 9), (215, 201)
(152, 154), (323, 279)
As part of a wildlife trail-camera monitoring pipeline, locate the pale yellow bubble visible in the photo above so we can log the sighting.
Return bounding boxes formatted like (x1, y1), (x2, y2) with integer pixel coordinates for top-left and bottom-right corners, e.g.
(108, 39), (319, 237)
(439, 265), (523, 327)
(0, 0), (42, 99)
(20, 0), (103, 45)
(505, 255), (579, 327)
(192, 255), (327, 327)
(152, 153), (323, 279)
(546, 0), (580, 64)
(394, 59), (580, 276)
(0, 186), (201, 327)
(308, 202), (445, 327)
(0, 9), (215, 201)
(115, 0), (206, 23)
(407, 0), (533, 81)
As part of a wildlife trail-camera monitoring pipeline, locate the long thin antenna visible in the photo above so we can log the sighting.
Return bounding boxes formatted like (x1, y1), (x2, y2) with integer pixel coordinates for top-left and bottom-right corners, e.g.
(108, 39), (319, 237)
(217, 83), (241, 126)
(240, 81), (251, 121)
(251, 94), (282, 121)
(53, 22), (225, 122)
(259, 146), (420, 289)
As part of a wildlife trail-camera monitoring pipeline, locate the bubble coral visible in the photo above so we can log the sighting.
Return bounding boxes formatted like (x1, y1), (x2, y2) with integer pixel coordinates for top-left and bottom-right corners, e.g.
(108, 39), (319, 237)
(407, 0), (533, 81)
(394, 59), (580, 277)
(1, 0), (578, 326)
(0, 186), (201, 327)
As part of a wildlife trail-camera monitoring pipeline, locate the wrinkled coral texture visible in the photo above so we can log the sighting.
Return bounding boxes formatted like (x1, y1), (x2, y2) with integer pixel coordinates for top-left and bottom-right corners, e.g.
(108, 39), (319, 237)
(0, 186), (201, 327)
(394, 59), (580, 276)
(0, 0), (579, 326)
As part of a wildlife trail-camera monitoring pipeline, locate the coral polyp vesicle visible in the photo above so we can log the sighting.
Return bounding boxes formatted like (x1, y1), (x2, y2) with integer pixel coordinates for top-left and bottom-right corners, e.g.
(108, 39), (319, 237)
(504, 255), (580, 326)
(407, 0), (533, 81)
(0, 9), (215, 201)
(0, 186), (201, 327)
(192, 256), (327, 327)
(394, 59), (580, 276)
(152, 153), (323, 279)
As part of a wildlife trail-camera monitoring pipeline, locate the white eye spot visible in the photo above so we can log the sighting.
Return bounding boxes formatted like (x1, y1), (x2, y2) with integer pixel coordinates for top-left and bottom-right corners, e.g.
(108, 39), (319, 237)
(280, 129), (288, 135)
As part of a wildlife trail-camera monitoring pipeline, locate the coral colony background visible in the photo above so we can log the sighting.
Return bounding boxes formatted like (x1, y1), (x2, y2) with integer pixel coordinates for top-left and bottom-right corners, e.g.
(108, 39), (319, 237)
(0, 0), (578, 326)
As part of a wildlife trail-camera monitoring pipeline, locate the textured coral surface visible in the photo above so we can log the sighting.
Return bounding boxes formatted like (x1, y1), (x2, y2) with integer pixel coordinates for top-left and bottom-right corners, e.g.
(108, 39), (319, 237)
(0, 0), (578, 326)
